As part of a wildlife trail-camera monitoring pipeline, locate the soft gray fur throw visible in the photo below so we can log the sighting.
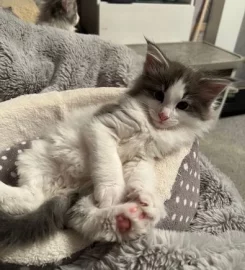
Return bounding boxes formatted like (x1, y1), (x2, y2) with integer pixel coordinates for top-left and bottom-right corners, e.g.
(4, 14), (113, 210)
(56, 154), (245, 270)
(0, 10), (143, 101)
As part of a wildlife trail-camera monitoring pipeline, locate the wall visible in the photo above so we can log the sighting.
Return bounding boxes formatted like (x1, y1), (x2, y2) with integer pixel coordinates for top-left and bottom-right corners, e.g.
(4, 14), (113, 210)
(215, 0), (245, 52)
(234, 12), (245, 79)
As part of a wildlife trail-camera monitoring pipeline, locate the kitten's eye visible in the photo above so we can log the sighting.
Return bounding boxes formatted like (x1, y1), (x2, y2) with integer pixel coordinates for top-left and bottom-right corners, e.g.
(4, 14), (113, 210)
(154, 91), (164, 103)
(176, 101), (189, 110)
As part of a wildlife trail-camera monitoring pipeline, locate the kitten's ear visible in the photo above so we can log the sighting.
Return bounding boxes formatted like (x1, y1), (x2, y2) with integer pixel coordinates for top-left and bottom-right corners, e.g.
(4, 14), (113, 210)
(144, 38), (170, 72)
(61, 0), (69, 12)
(199, 78), (230, 103)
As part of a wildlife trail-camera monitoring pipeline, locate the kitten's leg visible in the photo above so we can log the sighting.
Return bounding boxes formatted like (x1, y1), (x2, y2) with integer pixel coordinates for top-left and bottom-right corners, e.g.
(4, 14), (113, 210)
(0, 181), (45, 214)
(124, 158), (166, 225)
(0, 139), (51, 215)
(67, 195), (153, 242)
(87, 121), (125, 207)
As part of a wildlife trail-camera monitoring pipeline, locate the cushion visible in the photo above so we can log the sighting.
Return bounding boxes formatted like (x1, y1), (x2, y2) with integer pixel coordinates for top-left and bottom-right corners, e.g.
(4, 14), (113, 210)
(0, 88), (200, 266)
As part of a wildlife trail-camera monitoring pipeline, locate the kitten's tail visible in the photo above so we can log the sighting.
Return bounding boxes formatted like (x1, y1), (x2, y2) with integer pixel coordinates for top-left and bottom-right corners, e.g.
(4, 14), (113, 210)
(0, 195), (76, 250)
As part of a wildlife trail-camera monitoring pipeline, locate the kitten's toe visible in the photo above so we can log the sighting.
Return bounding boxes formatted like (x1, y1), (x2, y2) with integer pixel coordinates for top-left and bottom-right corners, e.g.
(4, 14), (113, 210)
(94, 184), (125, 208)
(126, 188), (164, 224)
(115, 203), (152, 241)
(116, 214), (131, 232)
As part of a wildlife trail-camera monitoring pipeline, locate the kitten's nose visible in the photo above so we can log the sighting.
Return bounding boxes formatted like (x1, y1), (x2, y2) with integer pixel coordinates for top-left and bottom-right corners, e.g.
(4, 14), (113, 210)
(158, 112), (169, 122)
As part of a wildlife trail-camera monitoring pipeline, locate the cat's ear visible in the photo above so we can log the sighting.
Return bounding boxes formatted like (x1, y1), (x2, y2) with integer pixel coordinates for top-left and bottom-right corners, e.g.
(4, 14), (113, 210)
(199, 78), (230, 104)
(61, 0), (69, 12)
(144, 38), (170, 72)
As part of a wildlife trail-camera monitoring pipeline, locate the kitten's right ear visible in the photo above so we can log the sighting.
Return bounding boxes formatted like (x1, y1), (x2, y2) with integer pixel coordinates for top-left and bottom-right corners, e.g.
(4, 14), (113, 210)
(199, 78), (230, 104)
(61, 0), (69, 12)
(144, 38), (170, 72)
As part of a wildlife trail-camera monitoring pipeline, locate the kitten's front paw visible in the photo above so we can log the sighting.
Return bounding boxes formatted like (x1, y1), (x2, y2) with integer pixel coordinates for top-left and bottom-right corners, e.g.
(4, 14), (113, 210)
(126, 187), (165, 224)
(94, 184), (125, 208)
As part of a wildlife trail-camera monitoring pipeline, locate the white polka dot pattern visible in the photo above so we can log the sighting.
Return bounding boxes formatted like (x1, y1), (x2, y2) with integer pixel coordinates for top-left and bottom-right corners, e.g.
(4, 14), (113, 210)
(172, 214), (176, 221)
(10, 172), (17, 178)
(184, 163), (188, 171)
(0, 140), (32, 188)
(160, 140), (200, 231)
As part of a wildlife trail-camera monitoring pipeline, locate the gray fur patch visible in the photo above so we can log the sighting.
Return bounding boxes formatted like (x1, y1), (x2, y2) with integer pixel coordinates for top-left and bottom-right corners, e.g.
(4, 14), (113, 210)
(0, 196), (75, 250)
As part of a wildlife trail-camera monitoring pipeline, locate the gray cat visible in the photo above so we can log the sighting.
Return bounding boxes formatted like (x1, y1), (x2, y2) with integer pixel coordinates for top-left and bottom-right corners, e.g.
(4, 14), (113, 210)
(0, 10), (141, 101)
(36, 0), (79, 31)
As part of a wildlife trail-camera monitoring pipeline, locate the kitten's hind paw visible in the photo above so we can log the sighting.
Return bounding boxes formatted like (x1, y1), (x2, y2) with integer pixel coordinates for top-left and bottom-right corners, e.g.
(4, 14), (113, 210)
(94, 184), (125, 208)
(114, 202), (153, 241)
(126, 188), (166, 224)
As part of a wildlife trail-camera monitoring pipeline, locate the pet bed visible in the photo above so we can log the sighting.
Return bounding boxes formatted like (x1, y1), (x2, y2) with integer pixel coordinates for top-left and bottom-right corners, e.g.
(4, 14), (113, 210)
(0, 87), (200, 268)
(0, 88), (244, 269)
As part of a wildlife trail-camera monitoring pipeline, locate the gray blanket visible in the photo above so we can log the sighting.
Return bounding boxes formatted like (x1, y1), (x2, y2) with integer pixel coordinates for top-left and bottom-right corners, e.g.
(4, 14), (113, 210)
(0, 10), (143, 101)
(57, 154), (245, 270)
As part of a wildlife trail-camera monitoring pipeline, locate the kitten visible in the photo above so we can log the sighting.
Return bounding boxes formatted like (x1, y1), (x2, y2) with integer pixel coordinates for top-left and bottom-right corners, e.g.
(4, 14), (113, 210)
(36, 0), (79, 32)
(0, 40), (229, 248)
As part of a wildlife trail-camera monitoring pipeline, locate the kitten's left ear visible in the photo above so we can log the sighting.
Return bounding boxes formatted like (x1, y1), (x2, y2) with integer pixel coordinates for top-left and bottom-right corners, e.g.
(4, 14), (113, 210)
(144, 38), (170, 72)
(199, 78), (230, 103)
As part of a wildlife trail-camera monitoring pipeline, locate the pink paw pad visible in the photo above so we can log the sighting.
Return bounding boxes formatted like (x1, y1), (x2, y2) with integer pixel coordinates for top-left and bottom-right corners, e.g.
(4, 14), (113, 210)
(139, 212), (147, 219)
(116, 215), (131, 232)
(129, 206), (138, 213)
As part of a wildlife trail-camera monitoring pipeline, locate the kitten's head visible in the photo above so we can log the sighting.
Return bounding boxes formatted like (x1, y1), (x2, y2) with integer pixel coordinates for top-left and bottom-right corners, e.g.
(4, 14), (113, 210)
(40, 0), (79, 26)
(130, 39), (229, 132)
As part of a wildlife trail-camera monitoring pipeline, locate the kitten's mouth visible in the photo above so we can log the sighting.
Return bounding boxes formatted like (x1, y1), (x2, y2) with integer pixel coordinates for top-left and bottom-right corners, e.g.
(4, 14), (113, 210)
(151, 117), (178, 130)
(148, 110), (178, 129)
(153, 120), (170, 129)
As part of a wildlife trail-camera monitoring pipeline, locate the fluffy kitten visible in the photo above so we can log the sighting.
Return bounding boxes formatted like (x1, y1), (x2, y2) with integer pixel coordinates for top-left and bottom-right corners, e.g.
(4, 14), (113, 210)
(36, 0), (79, 32)
(0, 40), (229, 248)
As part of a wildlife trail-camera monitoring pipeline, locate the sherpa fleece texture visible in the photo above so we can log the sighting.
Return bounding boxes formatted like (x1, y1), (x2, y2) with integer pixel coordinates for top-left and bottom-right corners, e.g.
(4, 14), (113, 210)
(0, 10), (143, 101)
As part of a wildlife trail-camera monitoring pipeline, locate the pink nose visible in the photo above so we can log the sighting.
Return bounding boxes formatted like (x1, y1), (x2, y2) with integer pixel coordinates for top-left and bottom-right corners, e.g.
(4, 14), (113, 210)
(158, 112), (169, 122)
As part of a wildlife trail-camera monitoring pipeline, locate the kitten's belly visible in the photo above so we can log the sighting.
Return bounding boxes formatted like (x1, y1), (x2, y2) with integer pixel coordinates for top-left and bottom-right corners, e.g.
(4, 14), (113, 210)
(118, 135), (147, 162)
